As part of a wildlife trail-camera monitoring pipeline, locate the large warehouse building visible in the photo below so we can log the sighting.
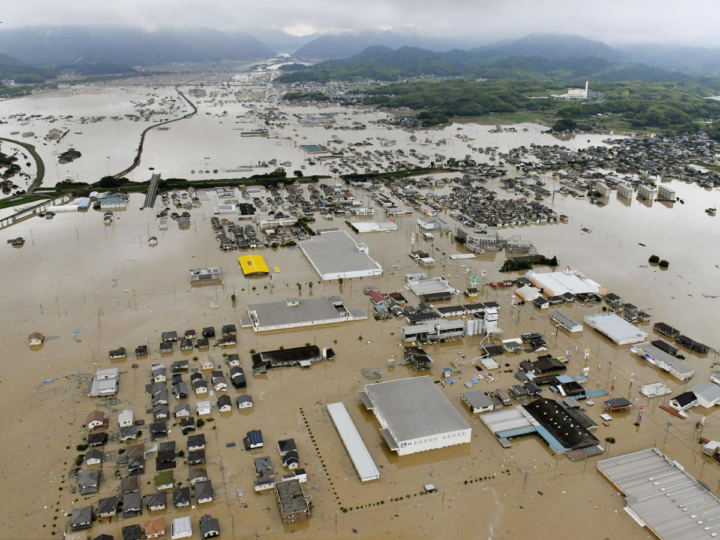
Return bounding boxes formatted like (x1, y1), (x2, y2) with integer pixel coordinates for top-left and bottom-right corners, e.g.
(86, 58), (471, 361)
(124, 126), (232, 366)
(584, 313), (648, 345)
(529, 269), (605, 297)
(359, 376), (471, 455)
(243, 296), (367, 332)
(598, 448), (720, 540)
(300, 231), (383, 280)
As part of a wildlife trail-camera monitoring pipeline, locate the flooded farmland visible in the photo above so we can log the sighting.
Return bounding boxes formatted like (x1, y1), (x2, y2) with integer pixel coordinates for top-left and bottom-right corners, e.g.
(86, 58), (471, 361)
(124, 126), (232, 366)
(1, 70), (720, 540)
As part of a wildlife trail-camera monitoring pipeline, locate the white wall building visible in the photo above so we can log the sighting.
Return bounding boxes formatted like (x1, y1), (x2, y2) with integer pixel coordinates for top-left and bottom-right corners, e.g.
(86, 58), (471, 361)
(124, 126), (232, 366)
(359, 376), (471, 455)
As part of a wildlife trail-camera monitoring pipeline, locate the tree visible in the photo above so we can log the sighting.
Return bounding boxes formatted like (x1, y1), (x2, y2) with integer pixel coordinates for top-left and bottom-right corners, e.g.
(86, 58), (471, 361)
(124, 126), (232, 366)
(659, 260), (670, 268)
(648, 254), (660, 264)
(98, 176), (123, 188)
(552, 118), (577, 132)
(293, 170), (304, 177)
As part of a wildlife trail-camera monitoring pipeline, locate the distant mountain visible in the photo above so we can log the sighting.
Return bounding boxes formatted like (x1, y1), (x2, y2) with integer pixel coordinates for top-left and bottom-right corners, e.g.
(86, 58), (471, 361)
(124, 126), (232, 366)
(472, 34), (623, 62)
(0, 26), (274, 67)
(0, 52), (55, 82)
(56, 61), (137, 76)
(293, 31), (486, 59)
(277, 44), (689, 85)
(621, 44), (720, 77)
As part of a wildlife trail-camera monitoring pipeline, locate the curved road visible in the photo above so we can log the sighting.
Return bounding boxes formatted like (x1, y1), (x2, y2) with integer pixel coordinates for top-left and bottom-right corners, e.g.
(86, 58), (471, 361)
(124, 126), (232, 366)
(113, 81), (201, 179)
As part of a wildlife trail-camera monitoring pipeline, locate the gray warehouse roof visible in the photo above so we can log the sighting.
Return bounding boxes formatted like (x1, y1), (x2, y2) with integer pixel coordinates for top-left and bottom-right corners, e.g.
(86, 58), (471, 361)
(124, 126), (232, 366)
(247, 296), (365, 330)
(300, 231), (382, 278)
(361, 376), (470, 442)
(598, 448), (720, 540)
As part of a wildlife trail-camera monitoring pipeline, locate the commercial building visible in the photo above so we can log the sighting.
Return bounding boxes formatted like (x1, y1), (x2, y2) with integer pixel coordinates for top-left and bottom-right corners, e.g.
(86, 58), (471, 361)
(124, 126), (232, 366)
(401, 320), (465, 343)
(461, 391), (498, 414)
(529, 269), (605, 297)
(300, 231), (382, 280)
(359, 376), (471, 455)
(244, 296), (366, 332)
(598, 448), (720, 540)
(584, 313), (648, 345)
(349, 221), (398, 233)
(238, 255), (270, 276)
(274, 479), (312, 524)
(631, 342), (694, 381)
(327, 402), (381, 482)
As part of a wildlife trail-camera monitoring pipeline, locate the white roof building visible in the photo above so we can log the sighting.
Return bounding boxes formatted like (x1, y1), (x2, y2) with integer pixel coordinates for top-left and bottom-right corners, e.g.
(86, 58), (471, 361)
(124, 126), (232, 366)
(359, 376), (471, 456)
(327, 402), (381, 482)
(171, 517), (192, 540)
(119, 410), (134, 428)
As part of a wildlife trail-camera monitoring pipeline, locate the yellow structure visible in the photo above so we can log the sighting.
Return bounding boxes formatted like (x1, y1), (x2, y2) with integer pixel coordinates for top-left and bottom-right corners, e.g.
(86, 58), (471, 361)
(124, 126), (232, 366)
(239, 255), (270, 276)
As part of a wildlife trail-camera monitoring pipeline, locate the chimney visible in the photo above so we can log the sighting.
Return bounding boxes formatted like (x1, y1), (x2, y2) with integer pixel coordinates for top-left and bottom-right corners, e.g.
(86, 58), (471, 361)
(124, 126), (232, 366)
(585, 81), (589, 98)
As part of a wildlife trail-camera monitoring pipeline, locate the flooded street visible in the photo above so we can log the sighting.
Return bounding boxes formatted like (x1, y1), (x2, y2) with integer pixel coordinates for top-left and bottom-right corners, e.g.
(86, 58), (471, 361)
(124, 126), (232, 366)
(1, 75), (720, 540)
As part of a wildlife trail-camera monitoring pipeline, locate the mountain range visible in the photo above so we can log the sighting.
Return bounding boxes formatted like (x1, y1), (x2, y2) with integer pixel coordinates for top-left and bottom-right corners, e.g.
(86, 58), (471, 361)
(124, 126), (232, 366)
(3, 27), (720, 81)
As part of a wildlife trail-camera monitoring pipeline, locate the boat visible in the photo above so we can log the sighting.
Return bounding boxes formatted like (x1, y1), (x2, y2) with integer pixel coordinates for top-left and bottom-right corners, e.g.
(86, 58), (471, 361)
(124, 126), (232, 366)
(706, 207), (716, 216)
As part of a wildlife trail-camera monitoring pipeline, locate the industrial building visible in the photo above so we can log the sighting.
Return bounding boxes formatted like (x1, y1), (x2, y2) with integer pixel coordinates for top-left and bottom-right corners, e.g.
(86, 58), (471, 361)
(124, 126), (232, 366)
(584, 313), (648, 345)
(349, 221), (398, 233)
(251, 346), (323, 375)
(359, 376), (471, 455)
(598, 448), (720, 540)
(238, 255), (270, 276)
(243, 296), (366, 332)
(481, 398), (601, 458)
(300, 231), (382, 280)
(631, 342), (695, 381)
(327, 402), (381, 482)
(529, 268), (605, 297)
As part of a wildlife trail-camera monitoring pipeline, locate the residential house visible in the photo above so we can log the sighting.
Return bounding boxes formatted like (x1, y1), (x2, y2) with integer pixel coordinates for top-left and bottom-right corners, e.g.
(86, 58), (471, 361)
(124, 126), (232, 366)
(213, 376), (228, 393)
(119, 410), (134, 428)
(87, 410), (107, 431)
(217, 394), (232, 412)
(195, 480), (214, 504)
(123, 491), (142, 518)
(277, 439), (297, 457)
(193, 379), (209, 395)
(244, 430), (263, 449)
(222, 324), (237, 336)
(135, 345), (149, 357)
(200, 355), (214, 371)
(121, 476), (140, 494)
(160, 342), (173, 354)
(172, 382), (189, 400)
(173, 487), (191, 508)
(174, 403), (191, 418)
(85, 449), (103, 466)
(188, 450), (206, 466)
(162, 331), (178, 343)
(172, 360), (189, 373)
(188, 434), (206, 451)
(180, 339), (193, 352)
(199, 515), (220, 539)
(189, 468), (208, 485)
(70, 507), (93, 531)
(185, 329), (197, 340)
(120, 426), (139, 442)
(669, 391), (698, 413)
(155, 470), (175, 491)
(202, 327), (215, 339)
(97, 496), (119, 518)
(171, 517), (192, 540)
(461, 391), (496, 414)
(226, 354), (240, 367)
(109, 347), (127, 360)
(180, 417), (196, 434)
(146, 492), (167, 512)
(230, 367), (246, 389)
(122, 525), (141, 540)
(282, 451), (300, 470)
(236, 395), (253, 409)
(28, 332), (45, 346)
(87, 432), (108, 447)
(153, 404), (169, 420)
(217, 336), (236, 348)
(150, 422), (168, 440)
(78, 470), (100, 495)
(152, 364), (167, 383)
(197, 338), (210, 350)
(196, 401), (212, 416)
(144, 517), (166, 540)
(128, 455), (145, 476)
(254, 456), (274, 479)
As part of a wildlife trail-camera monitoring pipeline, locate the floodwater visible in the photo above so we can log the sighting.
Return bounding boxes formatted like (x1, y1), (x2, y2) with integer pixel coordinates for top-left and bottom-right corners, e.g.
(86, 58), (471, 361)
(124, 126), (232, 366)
(1, 72), (720, 540)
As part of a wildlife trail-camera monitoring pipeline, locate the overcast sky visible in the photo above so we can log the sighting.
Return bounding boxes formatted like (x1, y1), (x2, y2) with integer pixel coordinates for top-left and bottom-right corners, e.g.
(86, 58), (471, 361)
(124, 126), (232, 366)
(4, 0), (720, 46)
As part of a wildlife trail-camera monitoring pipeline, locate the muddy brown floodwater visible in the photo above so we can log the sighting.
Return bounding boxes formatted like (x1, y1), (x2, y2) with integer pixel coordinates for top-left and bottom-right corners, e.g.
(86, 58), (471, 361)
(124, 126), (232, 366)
(1, 182), (720, 539)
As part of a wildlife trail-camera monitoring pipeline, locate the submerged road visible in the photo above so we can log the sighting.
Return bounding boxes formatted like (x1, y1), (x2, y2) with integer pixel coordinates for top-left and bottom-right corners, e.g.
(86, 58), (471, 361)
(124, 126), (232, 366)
(113, 80), (200, 180)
